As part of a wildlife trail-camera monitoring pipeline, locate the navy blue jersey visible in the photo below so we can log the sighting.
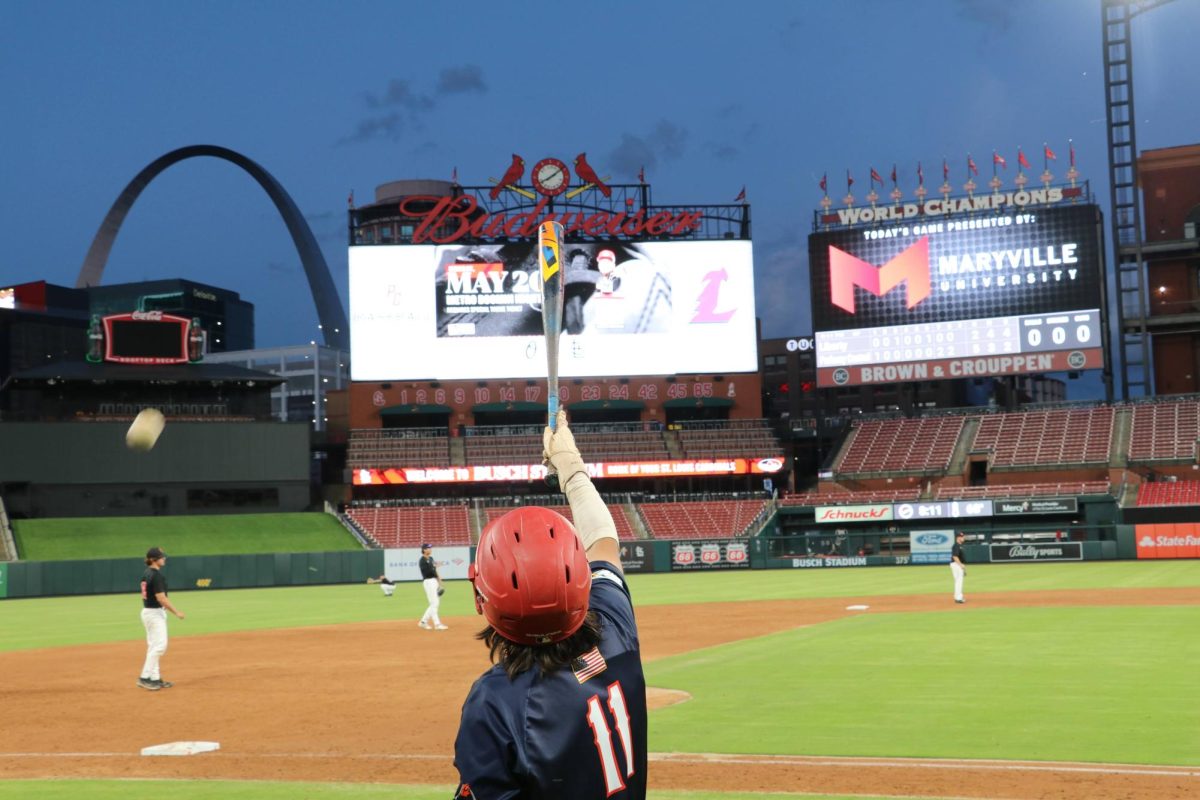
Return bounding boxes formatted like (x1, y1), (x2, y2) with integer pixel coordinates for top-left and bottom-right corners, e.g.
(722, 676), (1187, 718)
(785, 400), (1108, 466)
(453, 561), (647, 799)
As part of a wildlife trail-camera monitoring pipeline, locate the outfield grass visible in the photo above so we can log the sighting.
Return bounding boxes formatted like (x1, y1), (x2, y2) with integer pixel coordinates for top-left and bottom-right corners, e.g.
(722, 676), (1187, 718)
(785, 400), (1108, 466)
(12, 513), (361, 560)
(1, 561), (1197, 652)
(0, 782), (890, 800)
(645, 605), (1200, 765)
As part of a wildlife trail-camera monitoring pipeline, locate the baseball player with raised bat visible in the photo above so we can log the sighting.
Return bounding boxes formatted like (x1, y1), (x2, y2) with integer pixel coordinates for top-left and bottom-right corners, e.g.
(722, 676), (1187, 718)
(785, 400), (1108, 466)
(451, 410), (647, 799)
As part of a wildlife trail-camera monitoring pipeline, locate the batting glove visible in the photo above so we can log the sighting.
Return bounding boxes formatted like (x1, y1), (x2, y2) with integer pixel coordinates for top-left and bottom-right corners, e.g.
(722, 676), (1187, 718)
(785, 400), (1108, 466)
(543, 410), (587, 489)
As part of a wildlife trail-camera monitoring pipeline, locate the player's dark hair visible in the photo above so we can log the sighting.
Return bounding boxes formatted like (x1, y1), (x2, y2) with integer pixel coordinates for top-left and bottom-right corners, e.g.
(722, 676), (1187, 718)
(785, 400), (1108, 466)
(478, 610), (603, 680)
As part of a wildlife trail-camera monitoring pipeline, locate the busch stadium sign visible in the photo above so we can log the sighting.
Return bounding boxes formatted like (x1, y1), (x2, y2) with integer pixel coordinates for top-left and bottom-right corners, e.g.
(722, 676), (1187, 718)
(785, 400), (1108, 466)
(790, 556), (868, 569)
(989, 542), (1082, 562)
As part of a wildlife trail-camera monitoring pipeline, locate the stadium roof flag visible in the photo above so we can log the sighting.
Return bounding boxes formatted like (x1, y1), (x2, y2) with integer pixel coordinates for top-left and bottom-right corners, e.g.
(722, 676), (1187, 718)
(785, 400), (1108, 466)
(734, 185), (746, 202)
(1018, 148), (1031, 172)
(967, 154), (979, 177)
(869, 167), (883, 186)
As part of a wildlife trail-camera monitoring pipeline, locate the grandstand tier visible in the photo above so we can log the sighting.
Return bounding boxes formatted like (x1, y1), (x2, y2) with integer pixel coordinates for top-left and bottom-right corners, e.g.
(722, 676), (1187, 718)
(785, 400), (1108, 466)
(636, 500), (766, 540)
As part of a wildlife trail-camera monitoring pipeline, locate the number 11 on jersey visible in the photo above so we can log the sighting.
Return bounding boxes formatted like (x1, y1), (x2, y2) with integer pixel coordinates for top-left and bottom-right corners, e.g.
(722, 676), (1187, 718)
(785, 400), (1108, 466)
(586, 680), (634, 794)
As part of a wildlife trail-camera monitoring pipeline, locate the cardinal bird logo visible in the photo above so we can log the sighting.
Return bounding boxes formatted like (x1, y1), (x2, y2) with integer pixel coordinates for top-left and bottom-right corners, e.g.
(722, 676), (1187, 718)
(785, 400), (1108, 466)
(489, 154), (526, 199)
(574, 153), (611, 197)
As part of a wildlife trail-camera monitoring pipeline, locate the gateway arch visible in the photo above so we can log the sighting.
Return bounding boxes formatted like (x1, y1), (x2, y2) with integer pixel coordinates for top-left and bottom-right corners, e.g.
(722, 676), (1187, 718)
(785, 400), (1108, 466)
(75, 144), (349, 350)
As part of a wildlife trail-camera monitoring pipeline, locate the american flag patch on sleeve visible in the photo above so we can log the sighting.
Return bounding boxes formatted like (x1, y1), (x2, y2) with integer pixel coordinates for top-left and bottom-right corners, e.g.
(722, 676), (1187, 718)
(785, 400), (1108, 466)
(572, 646), (607, 683)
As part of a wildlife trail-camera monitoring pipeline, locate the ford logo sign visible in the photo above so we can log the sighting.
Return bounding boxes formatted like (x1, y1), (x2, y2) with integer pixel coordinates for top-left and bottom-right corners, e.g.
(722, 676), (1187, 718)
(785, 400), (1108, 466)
(756, 458), (784, 472)
(916, 533), (949, 546)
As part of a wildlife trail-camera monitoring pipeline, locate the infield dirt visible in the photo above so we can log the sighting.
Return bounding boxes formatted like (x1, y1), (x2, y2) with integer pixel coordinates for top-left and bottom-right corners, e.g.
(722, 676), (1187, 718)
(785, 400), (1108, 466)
(1, 587), (1197, 799)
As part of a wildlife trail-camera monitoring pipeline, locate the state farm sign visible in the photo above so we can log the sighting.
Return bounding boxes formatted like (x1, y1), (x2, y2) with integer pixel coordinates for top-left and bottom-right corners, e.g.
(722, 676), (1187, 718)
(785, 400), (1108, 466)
(815, 504), (893, 524)
(1135, 524), (1200, 559)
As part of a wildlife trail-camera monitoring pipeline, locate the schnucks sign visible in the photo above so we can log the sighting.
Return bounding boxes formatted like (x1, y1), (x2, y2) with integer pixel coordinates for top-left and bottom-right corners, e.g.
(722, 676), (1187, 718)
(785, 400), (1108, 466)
(353, 457), (783, 485)
(814, 504), (893, 523)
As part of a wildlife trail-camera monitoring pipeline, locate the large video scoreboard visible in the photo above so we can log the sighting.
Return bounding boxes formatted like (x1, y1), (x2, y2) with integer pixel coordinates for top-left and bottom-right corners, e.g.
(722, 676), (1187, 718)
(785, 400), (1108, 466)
(808, 203), (1105, 387)
(349, 239), (757, 381)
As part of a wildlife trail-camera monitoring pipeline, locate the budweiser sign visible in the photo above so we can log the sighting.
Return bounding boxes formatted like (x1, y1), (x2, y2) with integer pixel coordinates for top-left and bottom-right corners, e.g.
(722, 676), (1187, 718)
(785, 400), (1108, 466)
(398, 196), (704, 244)
(814, 504), (893, 523)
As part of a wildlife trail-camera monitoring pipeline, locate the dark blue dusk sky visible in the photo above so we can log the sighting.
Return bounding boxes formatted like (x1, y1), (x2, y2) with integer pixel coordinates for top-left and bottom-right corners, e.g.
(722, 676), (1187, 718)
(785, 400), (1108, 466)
(3, 0), (1198, 358)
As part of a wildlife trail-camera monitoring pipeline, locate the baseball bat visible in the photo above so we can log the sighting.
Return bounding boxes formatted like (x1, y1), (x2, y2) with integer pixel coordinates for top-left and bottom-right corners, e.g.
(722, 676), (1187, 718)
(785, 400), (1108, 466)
(538, 220), (566, 490)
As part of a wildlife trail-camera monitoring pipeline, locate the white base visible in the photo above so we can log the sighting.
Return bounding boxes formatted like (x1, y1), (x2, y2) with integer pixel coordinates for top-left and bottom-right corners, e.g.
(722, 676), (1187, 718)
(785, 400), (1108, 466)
(845, 604), (870, 611)
(140, 741), (221, 757)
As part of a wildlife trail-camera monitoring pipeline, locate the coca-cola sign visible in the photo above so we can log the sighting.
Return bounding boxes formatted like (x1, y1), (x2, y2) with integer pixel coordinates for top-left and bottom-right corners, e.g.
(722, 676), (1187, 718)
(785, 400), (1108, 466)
(988, 542), (1082, 562)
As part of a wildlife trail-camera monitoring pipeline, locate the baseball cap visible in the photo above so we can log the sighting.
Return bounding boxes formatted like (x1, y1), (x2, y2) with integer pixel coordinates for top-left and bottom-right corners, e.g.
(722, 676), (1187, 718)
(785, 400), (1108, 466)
(146, 546), (166, 559)
(421, 543), (432, 550)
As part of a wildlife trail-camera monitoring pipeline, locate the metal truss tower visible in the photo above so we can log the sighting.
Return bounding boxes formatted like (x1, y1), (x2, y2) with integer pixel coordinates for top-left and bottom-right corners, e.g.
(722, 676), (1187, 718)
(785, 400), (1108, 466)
(1102, 0), (1174, 398)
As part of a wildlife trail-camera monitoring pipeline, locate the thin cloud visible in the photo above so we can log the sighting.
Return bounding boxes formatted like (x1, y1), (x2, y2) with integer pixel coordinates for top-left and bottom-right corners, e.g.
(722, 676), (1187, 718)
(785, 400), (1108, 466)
(606, 120), (689, 178)
(341, 66), (482, 146)
(365, 78), (434, 112)
(339, 113), (404, 145)
(436, 65), (487, 95)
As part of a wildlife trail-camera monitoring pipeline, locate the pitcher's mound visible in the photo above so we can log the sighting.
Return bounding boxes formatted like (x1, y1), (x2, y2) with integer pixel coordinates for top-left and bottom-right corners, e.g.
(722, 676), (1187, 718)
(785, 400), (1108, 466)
(647, 687), (692, 710)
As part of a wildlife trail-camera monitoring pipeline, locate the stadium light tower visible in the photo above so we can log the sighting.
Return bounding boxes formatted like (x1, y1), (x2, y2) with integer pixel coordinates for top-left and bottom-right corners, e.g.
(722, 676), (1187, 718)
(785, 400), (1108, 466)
(1102, 0), (1176, 399)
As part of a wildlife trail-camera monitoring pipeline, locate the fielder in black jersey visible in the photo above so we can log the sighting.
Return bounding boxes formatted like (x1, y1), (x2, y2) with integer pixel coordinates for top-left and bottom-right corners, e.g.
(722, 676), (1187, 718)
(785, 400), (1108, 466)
(453, 412), (647, 799)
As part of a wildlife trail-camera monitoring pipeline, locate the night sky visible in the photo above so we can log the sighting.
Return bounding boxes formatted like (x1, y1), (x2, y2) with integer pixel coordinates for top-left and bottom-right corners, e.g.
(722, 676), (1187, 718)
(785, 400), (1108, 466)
(3, 0), (1198, 389)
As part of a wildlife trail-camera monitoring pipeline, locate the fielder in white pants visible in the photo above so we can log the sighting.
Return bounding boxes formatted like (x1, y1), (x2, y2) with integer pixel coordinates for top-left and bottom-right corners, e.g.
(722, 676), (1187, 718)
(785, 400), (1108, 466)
(417, 543), (447, 630)
(950, 531), (967, 604)
(139, 547), (184, 690)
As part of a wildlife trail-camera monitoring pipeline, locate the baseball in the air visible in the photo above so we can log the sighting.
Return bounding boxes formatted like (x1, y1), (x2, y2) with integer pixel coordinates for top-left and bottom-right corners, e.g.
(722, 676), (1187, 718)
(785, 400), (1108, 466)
(125, 408), (166, 452)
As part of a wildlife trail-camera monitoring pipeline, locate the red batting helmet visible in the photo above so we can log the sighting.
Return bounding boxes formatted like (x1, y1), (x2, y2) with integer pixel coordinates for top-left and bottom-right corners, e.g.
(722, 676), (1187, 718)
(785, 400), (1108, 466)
(469, 507), (591, 644)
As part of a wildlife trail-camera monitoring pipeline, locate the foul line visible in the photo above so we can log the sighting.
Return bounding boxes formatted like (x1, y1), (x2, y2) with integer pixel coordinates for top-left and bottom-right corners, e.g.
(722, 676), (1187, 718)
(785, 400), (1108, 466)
(2, 750), (1198, 778)
(650, 752), (1200, 777)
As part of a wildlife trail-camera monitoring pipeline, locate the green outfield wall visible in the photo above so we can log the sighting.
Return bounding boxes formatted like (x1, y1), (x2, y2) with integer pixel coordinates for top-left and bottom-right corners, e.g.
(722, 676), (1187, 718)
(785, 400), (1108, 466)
(0, 522), (1138, 599)
(2, 550), (384, 599)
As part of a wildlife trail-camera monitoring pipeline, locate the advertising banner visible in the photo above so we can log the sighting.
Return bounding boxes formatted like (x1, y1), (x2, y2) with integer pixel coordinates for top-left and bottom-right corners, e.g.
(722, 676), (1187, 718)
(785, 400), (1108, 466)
(350, 239), (757, 381)
(1135, 523), (1200, 559)
(618, 541), (656, 574)
(384, 546), (471, 582)
(814, 504), (893, 524)
(670, 540), (751, 571)
(809, 204), (1105, 387)
(994, 498), (1078, 515)
(354, 456), (783, 485)
(0, 562), (7, 599)
(909, 529), (955, 564)
(789, 556), (868, 568)
(988, 542), (1083, 562)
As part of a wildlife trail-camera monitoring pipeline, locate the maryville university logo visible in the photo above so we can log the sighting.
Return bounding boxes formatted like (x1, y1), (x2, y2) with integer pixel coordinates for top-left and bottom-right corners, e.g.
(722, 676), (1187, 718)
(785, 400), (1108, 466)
(829, 237), (931, 313)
